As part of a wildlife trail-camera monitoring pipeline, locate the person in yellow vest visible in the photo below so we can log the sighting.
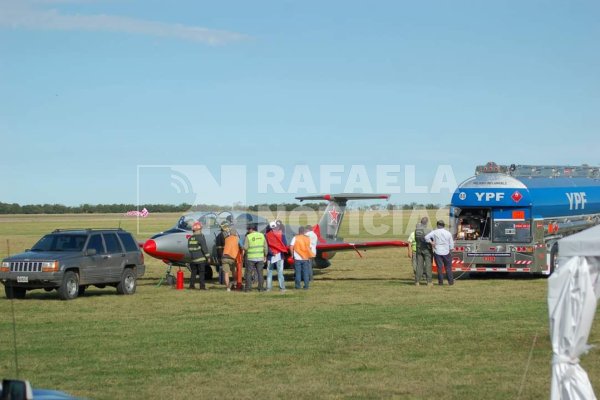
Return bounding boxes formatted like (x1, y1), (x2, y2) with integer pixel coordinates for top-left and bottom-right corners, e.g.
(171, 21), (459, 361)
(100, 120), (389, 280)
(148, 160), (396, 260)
(243, 224), (268, 292)
(222, 227), (242, 292)
(187, 221), (209, 290)
(414, 217), (433, 286)
(290, 226), (315, 290)
(407, 231), (417, 275)
(408, 230), (429, 285)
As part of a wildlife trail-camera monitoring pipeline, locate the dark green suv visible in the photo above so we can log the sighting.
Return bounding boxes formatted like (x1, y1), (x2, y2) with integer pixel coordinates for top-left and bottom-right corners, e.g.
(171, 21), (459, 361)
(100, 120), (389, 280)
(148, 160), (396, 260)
(0, 228), (146, 300)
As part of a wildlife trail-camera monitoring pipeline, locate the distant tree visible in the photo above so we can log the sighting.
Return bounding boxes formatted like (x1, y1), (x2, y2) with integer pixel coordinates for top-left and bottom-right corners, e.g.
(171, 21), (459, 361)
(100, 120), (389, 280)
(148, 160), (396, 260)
(402, 202), (418, 210)
(22, 204), (43, 214)
(0, 202), (20, 214)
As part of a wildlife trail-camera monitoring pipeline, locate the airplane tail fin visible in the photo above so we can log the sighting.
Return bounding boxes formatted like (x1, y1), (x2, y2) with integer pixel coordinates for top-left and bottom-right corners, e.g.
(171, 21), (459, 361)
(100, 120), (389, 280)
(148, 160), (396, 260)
(296, 193), (390, 240)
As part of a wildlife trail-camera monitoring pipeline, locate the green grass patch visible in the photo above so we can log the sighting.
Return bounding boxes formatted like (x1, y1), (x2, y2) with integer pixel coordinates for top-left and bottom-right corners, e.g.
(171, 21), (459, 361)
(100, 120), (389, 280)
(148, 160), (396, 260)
(0, 213), (598, 399)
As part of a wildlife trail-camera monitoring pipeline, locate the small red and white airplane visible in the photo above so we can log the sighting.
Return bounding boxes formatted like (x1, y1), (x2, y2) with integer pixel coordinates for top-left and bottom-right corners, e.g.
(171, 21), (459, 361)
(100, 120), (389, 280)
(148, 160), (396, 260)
(142, 193), (407, 278)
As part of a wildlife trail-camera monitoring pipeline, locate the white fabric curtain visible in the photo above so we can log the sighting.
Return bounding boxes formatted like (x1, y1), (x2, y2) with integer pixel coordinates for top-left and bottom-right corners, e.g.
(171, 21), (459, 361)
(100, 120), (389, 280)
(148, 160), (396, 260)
(548, 255), (599, 400)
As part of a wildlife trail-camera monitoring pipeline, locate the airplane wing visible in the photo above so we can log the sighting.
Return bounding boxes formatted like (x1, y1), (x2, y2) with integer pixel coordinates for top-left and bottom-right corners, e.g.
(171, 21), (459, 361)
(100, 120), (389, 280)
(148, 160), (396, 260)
(314, 240), (408, 263)
(317, 240), (408, 252)
(296, 193), (390, 202)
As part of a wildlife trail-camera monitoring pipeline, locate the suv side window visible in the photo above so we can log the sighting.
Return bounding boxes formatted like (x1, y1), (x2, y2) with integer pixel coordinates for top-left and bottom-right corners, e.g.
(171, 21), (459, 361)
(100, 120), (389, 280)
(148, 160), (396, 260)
(103, 233), (123, 253)
(118, 232), (139, 252)
(87, 234), (105, 254)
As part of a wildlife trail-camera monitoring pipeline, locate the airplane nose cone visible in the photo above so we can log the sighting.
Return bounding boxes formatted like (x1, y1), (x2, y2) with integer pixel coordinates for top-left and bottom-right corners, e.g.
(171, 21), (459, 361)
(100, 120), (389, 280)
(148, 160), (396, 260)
(142, 237), (185, 262)
(143, 239), (157, 256)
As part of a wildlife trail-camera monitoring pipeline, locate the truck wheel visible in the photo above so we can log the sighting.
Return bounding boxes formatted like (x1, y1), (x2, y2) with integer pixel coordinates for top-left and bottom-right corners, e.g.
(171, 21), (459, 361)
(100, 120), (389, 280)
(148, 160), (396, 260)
(549, 243), (559, 275)
(117, 269), (136, 295)
(58, 271), (79, 300)
(5, 285), (26, 299)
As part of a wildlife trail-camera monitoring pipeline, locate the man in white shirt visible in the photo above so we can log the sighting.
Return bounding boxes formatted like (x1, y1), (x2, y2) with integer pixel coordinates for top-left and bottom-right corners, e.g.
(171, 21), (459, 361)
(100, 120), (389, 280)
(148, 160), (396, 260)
(305, 225), (318, 281)
(424, 220), (455, 286)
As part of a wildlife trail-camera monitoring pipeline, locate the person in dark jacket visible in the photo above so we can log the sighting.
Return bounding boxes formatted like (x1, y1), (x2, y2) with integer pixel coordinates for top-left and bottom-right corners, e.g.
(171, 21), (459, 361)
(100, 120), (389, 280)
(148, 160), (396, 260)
(188, 221), (209, 290)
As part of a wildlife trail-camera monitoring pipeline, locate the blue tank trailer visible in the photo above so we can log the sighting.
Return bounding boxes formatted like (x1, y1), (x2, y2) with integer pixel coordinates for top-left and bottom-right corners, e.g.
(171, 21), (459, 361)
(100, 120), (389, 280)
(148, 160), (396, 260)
(449, 163), (600, 275)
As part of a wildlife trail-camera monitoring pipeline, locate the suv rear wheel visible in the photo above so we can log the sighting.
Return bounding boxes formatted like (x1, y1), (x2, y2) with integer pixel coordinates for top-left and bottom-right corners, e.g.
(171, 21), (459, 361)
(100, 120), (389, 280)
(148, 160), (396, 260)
(117, 268), (136, 295)
(58, 271), (79, 300)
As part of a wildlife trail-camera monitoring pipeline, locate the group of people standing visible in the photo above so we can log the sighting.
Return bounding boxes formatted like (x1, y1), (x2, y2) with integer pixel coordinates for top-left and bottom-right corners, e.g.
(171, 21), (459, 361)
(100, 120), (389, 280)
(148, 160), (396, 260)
(188, 216), (455, 291)
(187, 220), (317, 292)
(407, 217), (455, 286)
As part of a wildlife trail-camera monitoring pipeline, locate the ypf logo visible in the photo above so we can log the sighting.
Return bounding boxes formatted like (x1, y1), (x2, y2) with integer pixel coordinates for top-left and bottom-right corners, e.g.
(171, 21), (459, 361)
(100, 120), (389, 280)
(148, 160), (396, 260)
(459, 192), (467, 200)
(566, 192), (587, 210)
(475, 192), (505, 202)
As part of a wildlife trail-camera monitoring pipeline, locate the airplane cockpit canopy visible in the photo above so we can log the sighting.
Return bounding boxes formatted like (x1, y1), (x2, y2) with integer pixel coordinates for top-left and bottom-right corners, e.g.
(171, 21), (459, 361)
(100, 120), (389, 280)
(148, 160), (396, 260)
(177, 215), (196, 231)
(176, 213), (220, 231)
(198, 213), (218, 229)
(235, 213), (255, 224)
(217, 211), (234, 225)
(176, 212), (268, 231)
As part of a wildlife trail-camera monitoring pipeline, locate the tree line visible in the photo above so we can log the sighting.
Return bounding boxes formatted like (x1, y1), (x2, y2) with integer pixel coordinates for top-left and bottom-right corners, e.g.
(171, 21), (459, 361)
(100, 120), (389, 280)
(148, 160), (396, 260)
(0, 202), (327, 214)
(0, 201), (443, 215)
(0, 203), (192, 214)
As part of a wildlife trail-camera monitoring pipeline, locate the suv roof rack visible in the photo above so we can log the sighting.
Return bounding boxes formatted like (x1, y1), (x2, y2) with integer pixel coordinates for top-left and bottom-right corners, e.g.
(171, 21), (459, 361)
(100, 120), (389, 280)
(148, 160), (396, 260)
(51, 228), (125, 233)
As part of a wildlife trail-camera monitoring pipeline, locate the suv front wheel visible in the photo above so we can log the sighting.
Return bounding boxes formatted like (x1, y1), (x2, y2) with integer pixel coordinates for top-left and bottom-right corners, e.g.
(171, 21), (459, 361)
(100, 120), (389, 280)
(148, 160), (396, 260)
(58, 271), (80, 300)
(117, 268), (136, 295)
(5, 285), (26, 300)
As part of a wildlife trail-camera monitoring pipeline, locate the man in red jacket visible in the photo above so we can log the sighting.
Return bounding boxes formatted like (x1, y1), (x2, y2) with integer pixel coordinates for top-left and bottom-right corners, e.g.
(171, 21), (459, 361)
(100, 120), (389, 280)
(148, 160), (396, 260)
(265, 220), (288, 292)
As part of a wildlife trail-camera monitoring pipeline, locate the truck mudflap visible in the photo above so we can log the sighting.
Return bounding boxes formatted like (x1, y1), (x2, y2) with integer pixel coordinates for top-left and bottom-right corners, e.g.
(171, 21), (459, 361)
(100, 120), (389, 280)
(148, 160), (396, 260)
(447, 252), (536, 273)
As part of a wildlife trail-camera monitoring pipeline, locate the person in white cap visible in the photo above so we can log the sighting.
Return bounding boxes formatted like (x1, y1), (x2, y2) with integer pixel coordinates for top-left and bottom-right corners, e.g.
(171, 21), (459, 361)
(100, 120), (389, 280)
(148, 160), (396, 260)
(265, 220), (288, 292)
(304, 225), (318, 281)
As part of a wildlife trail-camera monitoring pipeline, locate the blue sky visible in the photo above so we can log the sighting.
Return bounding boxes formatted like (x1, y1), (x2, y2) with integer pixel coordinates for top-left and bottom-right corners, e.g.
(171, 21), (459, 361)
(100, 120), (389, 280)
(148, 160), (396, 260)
(1, 0), (599, 207)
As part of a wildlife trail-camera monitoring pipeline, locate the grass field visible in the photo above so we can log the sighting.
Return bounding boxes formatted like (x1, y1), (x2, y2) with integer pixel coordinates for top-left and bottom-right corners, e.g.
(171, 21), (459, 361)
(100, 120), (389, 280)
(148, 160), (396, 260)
(0, 212), (598, 399)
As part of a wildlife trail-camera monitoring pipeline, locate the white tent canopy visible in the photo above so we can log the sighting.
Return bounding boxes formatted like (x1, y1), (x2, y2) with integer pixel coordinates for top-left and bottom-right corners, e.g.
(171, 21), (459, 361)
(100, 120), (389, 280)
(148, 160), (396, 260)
(548, 225), (600, 400)
(559, 224), (600, 259)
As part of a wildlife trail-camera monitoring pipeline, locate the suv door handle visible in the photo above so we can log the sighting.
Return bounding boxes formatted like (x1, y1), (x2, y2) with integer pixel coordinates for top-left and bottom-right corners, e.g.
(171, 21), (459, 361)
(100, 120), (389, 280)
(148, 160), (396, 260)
(103, 255), (111, 259)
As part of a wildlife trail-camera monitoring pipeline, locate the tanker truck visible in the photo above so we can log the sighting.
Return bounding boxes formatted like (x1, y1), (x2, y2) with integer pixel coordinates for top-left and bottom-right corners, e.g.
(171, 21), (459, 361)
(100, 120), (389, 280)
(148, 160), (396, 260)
(449, 162), (600, 275)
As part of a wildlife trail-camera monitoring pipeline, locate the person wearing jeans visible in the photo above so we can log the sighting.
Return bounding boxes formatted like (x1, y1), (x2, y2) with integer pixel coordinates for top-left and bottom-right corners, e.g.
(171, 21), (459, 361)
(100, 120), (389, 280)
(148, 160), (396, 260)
(243, 224), (268, 292)
(290, 226), (315, 290)
(425, 220), (455, 286)
(266, 220), (288, 292)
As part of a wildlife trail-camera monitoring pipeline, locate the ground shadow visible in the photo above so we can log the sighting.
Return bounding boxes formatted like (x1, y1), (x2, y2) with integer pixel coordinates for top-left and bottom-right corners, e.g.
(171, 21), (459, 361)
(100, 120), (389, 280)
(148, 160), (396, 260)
(464, 272), (547, 280)
(11, 288), (122, 301)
